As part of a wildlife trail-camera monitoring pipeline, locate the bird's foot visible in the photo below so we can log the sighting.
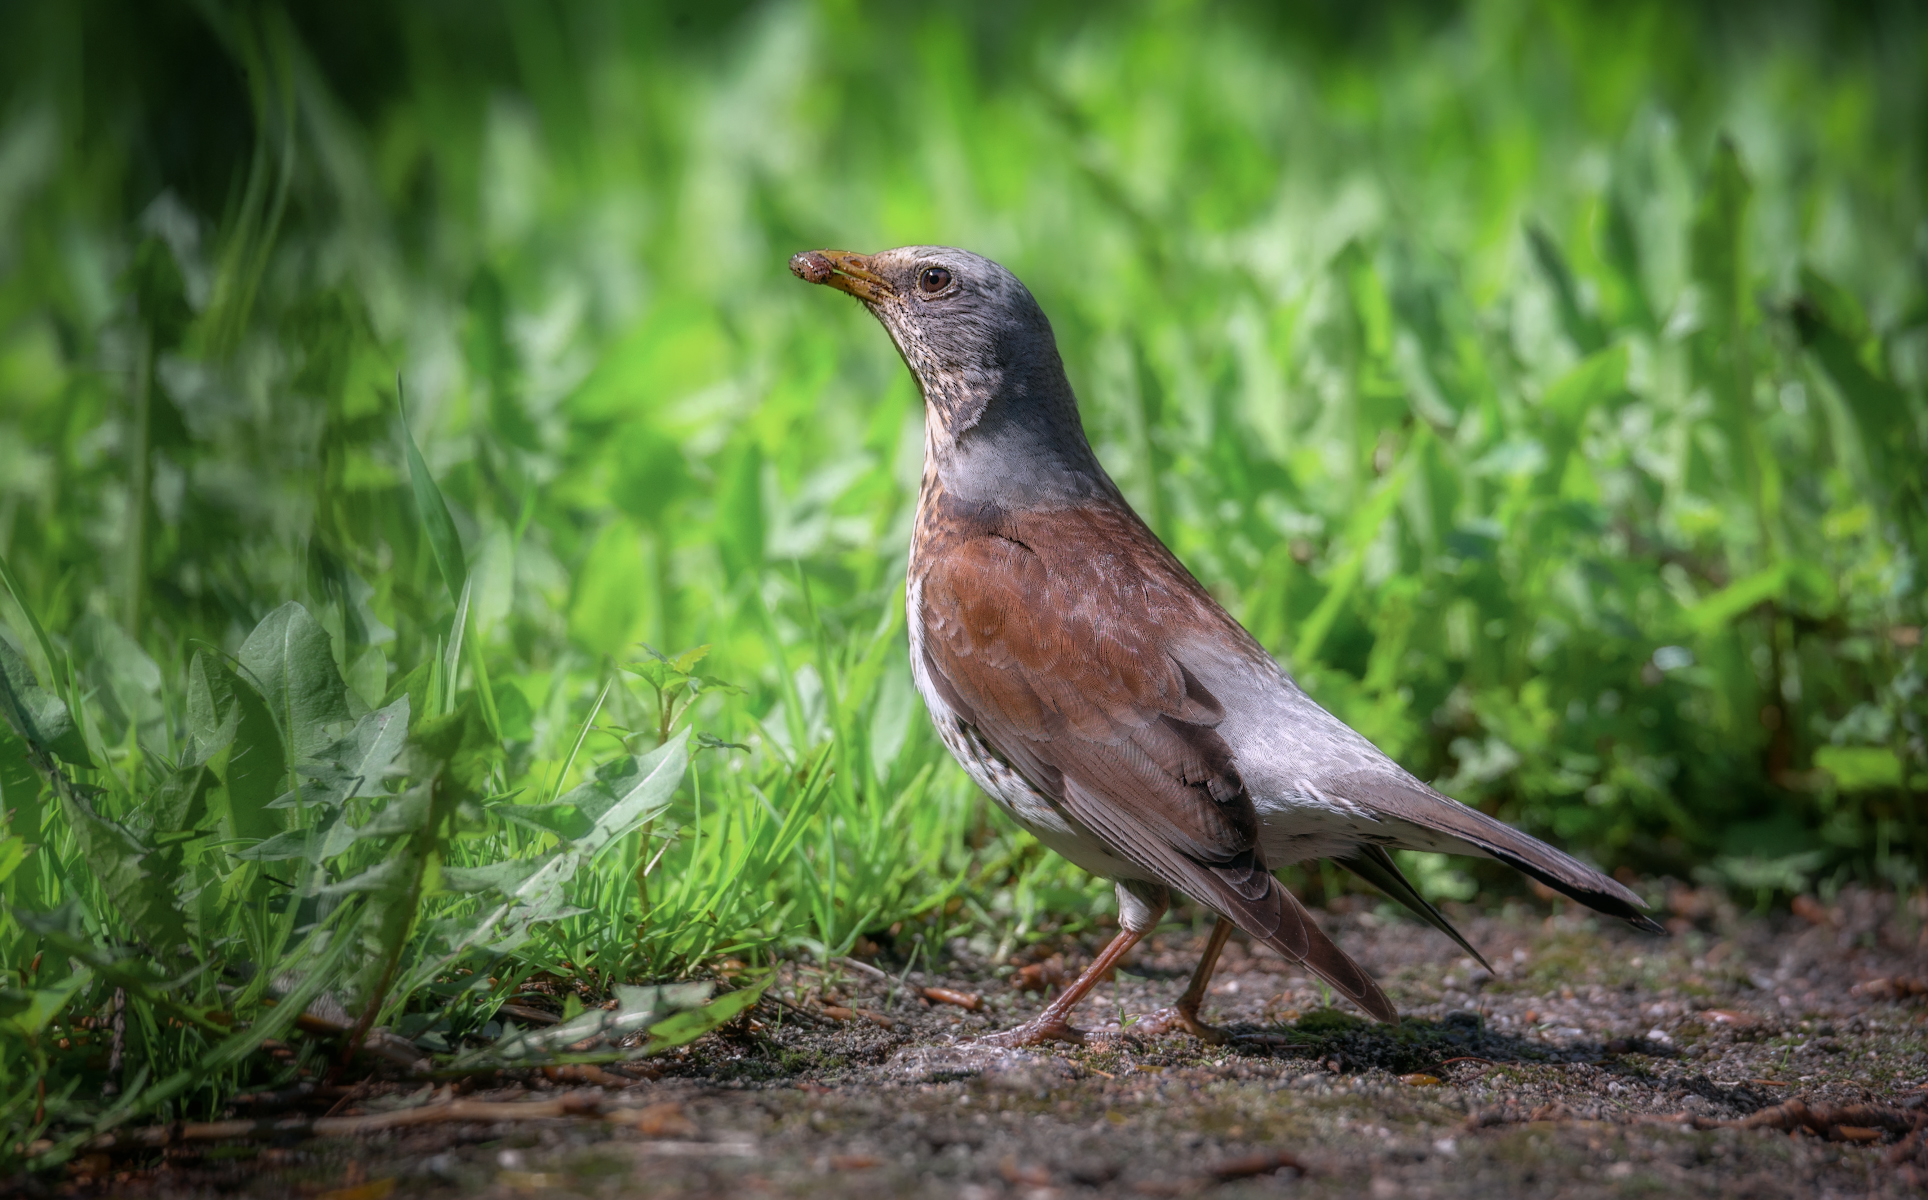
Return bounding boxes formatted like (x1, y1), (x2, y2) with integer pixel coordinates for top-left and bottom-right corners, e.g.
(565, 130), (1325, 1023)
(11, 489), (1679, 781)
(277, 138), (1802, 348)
(974, 1014), (1088, 1048)
(1126, 1005), (1228, 1045)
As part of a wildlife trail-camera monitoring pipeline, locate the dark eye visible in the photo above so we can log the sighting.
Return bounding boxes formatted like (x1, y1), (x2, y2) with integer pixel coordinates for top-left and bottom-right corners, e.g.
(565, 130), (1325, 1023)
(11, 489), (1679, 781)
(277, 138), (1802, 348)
(919, 267), (952, 294)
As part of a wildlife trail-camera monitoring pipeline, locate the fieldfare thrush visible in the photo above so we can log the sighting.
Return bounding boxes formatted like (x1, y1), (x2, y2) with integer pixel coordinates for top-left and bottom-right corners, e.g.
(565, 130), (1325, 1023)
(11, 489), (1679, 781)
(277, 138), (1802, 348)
(791, 245), (1662, 1046)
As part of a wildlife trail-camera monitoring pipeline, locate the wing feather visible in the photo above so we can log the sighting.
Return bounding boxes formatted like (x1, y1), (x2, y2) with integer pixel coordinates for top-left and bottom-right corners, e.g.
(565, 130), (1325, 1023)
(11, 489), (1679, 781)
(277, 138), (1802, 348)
(916, 501), (1397, 1021)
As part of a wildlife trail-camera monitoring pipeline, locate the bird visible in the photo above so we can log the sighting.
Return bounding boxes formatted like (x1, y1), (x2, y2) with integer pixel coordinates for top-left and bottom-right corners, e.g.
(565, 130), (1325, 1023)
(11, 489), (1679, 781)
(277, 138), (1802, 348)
(790, 245), (1663, 1046)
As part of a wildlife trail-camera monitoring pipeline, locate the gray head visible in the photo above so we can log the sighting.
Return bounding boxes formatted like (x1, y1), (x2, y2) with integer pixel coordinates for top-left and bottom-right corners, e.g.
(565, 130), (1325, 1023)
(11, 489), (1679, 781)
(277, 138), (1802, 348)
(790, 245), (1108, 504)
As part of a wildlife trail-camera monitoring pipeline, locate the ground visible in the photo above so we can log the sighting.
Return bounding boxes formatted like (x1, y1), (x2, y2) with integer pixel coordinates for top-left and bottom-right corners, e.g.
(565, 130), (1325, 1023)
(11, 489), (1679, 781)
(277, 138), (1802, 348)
(30, 886), (1928, 1199)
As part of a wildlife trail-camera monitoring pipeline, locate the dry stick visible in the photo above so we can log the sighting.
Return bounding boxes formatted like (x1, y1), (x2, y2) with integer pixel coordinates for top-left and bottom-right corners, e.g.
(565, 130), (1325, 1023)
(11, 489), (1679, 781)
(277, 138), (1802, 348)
(1468, 1096), (1925, 1146)
(82, 1094), (630, 1152)
(832, 956), (890, 984)
(763, 991), (835, 1027)
(834, 951), (981, 1011)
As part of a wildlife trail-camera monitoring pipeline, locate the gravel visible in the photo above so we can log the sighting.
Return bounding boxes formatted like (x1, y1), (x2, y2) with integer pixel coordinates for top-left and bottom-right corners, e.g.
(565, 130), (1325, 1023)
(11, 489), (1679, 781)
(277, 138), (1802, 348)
(35, 885), (1928, 1198)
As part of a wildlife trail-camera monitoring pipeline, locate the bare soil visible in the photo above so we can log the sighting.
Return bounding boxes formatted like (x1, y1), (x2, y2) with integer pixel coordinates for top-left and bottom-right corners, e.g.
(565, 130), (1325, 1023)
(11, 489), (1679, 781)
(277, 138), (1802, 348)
(29, 886), (1928, 1199)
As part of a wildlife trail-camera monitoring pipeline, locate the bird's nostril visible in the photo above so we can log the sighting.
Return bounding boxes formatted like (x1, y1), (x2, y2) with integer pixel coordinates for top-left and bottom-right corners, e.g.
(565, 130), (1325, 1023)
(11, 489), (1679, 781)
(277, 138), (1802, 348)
(790, 251), (834, 284)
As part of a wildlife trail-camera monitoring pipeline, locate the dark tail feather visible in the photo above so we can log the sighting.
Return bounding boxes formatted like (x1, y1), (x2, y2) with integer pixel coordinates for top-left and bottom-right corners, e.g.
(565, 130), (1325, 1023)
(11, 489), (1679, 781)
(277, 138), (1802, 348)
(1488, 856), (1673, 941)
(1484, 846), (1669, 935)
(1248, 878), (1400, 1024)
(1337, 845), (1492, 972)
(1329, 771), (1668, 935)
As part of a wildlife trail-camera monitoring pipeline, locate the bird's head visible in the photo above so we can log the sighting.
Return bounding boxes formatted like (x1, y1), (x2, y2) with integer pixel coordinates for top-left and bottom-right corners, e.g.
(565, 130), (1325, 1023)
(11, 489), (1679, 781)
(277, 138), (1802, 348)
(789, 245), (1074, 445)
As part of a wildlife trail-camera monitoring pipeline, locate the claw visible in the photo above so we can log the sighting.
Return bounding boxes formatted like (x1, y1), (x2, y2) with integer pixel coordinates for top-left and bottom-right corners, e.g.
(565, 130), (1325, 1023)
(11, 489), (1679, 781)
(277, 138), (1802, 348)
(1127, 1005), (1228, 1045)
(975, 1015), (1089, 1048)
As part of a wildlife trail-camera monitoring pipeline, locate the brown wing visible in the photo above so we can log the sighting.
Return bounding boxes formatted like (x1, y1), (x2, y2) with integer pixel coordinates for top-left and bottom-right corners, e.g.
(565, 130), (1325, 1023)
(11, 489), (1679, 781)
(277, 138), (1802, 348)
(917, 500), (1395, 1022)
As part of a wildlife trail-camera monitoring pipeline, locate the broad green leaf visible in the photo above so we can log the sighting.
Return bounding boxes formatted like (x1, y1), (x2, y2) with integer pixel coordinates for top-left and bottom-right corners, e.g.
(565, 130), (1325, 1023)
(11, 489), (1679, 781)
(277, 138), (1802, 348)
(1813, 746), (1902, 793)
(0, 635), (92, 767)
(568, 519), (651, 657)
(234, 825), (327, 863)
(188, 655), (285, 843)
(1294, 449), (1417, 666)
(0, 834), (29, 886)
(274, 697), (409, 809)
(1525, 221), (1605, 353)
(1536, 344), (1627, 495)
(344, 781), (433, 838)
(0, 727), (38, 809)
(0, 550), (65, 703)
(484, 800), (593, 842)
(1682, 564), (1785, 634)
(345, 645), (389, 714)
(1798, 265), (1915, 491)
(715, 441), (765, 584)
(1540, 344), (1627, 425)
(184, 652), (239, 763)
(575, 727), (689, 857)
(140, 760), (215, 840)
(617, 981), (712, 1013)
(57, 790), (191, 959)
(1796, 265), (1871, 344)
(608, 425), (690, 525)
(0, 729), (43, 901)
(450, 977), (716, 1067)
(0, 966), (92, 1037)
(439, 858), (543, 894)
(239, 602), (355, 764)
(317, 858), (409, 895)
(494, 680), (534, 742)
(401, 391), (468, 604)
(640, 974), (771, 1056)
(72, 613), (164, 747)
(671, 645), (710, 673)
(408, 697), (499, 802)
(1689, 135), (1753, 320)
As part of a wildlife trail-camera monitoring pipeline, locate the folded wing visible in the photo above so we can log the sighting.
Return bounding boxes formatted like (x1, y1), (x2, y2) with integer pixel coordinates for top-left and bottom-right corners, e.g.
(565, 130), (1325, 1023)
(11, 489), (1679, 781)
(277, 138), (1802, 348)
(916, 501), (1397, 1022)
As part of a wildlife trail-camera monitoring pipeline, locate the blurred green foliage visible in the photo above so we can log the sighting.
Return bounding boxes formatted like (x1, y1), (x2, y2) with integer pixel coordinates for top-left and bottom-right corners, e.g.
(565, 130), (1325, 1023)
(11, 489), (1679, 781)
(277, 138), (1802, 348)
(0, 0), (1923, 1160)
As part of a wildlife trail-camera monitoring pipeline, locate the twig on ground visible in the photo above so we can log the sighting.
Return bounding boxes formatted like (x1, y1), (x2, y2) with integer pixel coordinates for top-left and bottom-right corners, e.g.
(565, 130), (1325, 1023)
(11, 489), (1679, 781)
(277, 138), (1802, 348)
(1211, 1149), (1307, 1180)
(833, 957), (890, 983)
(820, 1004), (895, 1028)
(1466, 1095), (1927, 1151)
(763, 994), (835, 1027)
(76, 1092), (717, 1154)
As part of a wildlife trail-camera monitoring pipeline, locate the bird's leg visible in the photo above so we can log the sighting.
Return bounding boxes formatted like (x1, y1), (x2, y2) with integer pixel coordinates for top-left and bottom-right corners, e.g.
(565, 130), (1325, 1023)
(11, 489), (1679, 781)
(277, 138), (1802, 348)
(1130, 915), (1235, 1044)
(978, 881), (1166, 1048)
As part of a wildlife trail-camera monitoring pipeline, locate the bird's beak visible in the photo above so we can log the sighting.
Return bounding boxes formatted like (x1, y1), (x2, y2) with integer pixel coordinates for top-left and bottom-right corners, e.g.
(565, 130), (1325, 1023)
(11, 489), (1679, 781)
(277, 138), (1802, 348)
(789, 250), (893, 304)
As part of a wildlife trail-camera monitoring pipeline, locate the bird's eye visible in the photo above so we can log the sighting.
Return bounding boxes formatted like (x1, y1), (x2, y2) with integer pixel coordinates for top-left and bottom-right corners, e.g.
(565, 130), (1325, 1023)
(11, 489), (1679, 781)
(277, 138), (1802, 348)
(919, 267), (952, 294)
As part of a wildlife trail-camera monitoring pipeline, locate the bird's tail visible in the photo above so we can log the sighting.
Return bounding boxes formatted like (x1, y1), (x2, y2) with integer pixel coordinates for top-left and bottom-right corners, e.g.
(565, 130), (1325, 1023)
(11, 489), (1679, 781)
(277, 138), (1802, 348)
(1328, 771), (1667, 935)
(1337, 844), (1492, 971)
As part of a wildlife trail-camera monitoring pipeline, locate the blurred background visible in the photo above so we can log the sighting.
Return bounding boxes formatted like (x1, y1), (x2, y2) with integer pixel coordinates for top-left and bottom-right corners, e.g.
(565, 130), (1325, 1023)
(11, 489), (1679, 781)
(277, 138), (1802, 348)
(0, 0), (1924, 1117)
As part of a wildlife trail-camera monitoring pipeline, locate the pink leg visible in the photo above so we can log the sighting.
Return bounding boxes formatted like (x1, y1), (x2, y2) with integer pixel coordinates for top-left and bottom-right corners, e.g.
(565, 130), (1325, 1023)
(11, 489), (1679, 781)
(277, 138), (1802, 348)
(1131, 915), (1235, 1044)
(979, 881), (1167, 1048)
(977, 925), (1150, 1047)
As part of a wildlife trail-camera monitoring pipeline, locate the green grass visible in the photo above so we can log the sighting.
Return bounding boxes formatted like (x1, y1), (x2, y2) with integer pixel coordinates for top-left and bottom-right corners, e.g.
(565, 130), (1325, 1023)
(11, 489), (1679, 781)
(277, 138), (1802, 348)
(0, 0), (1924, 1167)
